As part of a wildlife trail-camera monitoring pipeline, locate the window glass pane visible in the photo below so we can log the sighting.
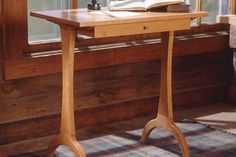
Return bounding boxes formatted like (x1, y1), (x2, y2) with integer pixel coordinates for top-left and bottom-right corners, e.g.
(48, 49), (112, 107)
(28, 0), (69, 42)
(78, 0), (108, 8)
(185, 0), (195, 10)
(202, 0), (230, 23)
(185, 0), (197, 25)
(28, 0), (108, 42)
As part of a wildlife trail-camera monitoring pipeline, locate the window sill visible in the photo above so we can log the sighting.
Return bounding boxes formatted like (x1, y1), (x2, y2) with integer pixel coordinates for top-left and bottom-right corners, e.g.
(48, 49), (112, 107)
(4, 30), (230, 80)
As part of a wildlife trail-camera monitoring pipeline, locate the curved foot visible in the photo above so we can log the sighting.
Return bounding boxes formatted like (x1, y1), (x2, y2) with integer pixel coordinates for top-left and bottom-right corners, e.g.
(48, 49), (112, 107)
(169, 123), (190, 157)
(140, 119), (160, 143)
(64, 138), (87, 157)
(46, 136), (86, 157)
(140, 115), (190, 157)
(47, 137), (62, 157)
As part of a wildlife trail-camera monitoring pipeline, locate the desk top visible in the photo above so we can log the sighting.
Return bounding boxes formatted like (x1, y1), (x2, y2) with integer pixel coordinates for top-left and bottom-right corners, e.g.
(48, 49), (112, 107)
(31, 9), (207, 27)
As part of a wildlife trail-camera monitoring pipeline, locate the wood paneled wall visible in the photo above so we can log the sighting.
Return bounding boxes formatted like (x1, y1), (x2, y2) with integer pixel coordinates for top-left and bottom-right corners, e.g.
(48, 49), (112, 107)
(0, 0), (1, 16)
(0, 50), (233, 156)
(228, 52), (236, 103)
(0, 0), (2, 54)
(229, 80), (236, 102)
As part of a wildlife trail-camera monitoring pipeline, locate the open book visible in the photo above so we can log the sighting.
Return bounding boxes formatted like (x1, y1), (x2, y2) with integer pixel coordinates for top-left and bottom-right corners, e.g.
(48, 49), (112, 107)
(109, 0), (185, 11)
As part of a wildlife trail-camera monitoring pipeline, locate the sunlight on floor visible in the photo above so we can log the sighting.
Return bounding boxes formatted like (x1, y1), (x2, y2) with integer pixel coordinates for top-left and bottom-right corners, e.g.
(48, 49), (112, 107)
(176, 103), (236, 134)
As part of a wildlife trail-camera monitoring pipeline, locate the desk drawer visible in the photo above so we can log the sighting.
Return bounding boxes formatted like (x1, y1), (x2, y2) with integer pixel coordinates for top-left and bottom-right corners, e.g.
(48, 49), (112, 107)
(93, 18), (190, 38)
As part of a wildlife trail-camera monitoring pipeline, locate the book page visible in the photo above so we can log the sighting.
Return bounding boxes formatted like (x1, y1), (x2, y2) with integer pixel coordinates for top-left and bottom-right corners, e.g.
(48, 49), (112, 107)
(109, 0), (146, 11)
(144, 0), (184, 9)
(90, 11), (142, 18)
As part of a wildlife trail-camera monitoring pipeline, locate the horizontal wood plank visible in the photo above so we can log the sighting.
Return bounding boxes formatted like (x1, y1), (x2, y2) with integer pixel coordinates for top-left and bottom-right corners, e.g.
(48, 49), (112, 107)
(0, 85), (228, 145)
(0, 51), (232, 100)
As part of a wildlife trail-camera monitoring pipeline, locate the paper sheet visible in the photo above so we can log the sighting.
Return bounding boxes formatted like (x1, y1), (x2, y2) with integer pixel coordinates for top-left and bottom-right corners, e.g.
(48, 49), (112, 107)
(90, 11), (142, 17)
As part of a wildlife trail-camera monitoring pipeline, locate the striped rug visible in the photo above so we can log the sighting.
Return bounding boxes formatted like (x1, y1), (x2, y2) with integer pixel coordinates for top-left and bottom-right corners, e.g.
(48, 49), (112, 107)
(12, 121), (236, 157)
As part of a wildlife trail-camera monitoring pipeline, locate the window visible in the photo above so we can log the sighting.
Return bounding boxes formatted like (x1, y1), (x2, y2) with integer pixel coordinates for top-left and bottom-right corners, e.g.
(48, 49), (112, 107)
(201, 0), (230, 23)
(28, 0), (108, 42)
(28, 0), (233, 43)
(185, 0), (231, 24)
(28, 0), (70, 42)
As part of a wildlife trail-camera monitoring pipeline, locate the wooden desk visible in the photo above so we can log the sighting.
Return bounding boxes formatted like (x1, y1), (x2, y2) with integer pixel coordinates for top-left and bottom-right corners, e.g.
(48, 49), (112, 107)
(31, 9), (207, 157)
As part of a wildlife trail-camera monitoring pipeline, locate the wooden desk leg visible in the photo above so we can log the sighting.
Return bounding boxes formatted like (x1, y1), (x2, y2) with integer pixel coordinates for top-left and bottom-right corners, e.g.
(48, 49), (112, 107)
(47, 26), (86, 157)
(140, 31), (190, 157)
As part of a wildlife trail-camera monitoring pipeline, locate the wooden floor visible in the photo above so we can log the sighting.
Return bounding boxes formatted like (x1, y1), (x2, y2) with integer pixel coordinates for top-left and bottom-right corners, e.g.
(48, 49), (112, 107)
(3, 103), (236, 157)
